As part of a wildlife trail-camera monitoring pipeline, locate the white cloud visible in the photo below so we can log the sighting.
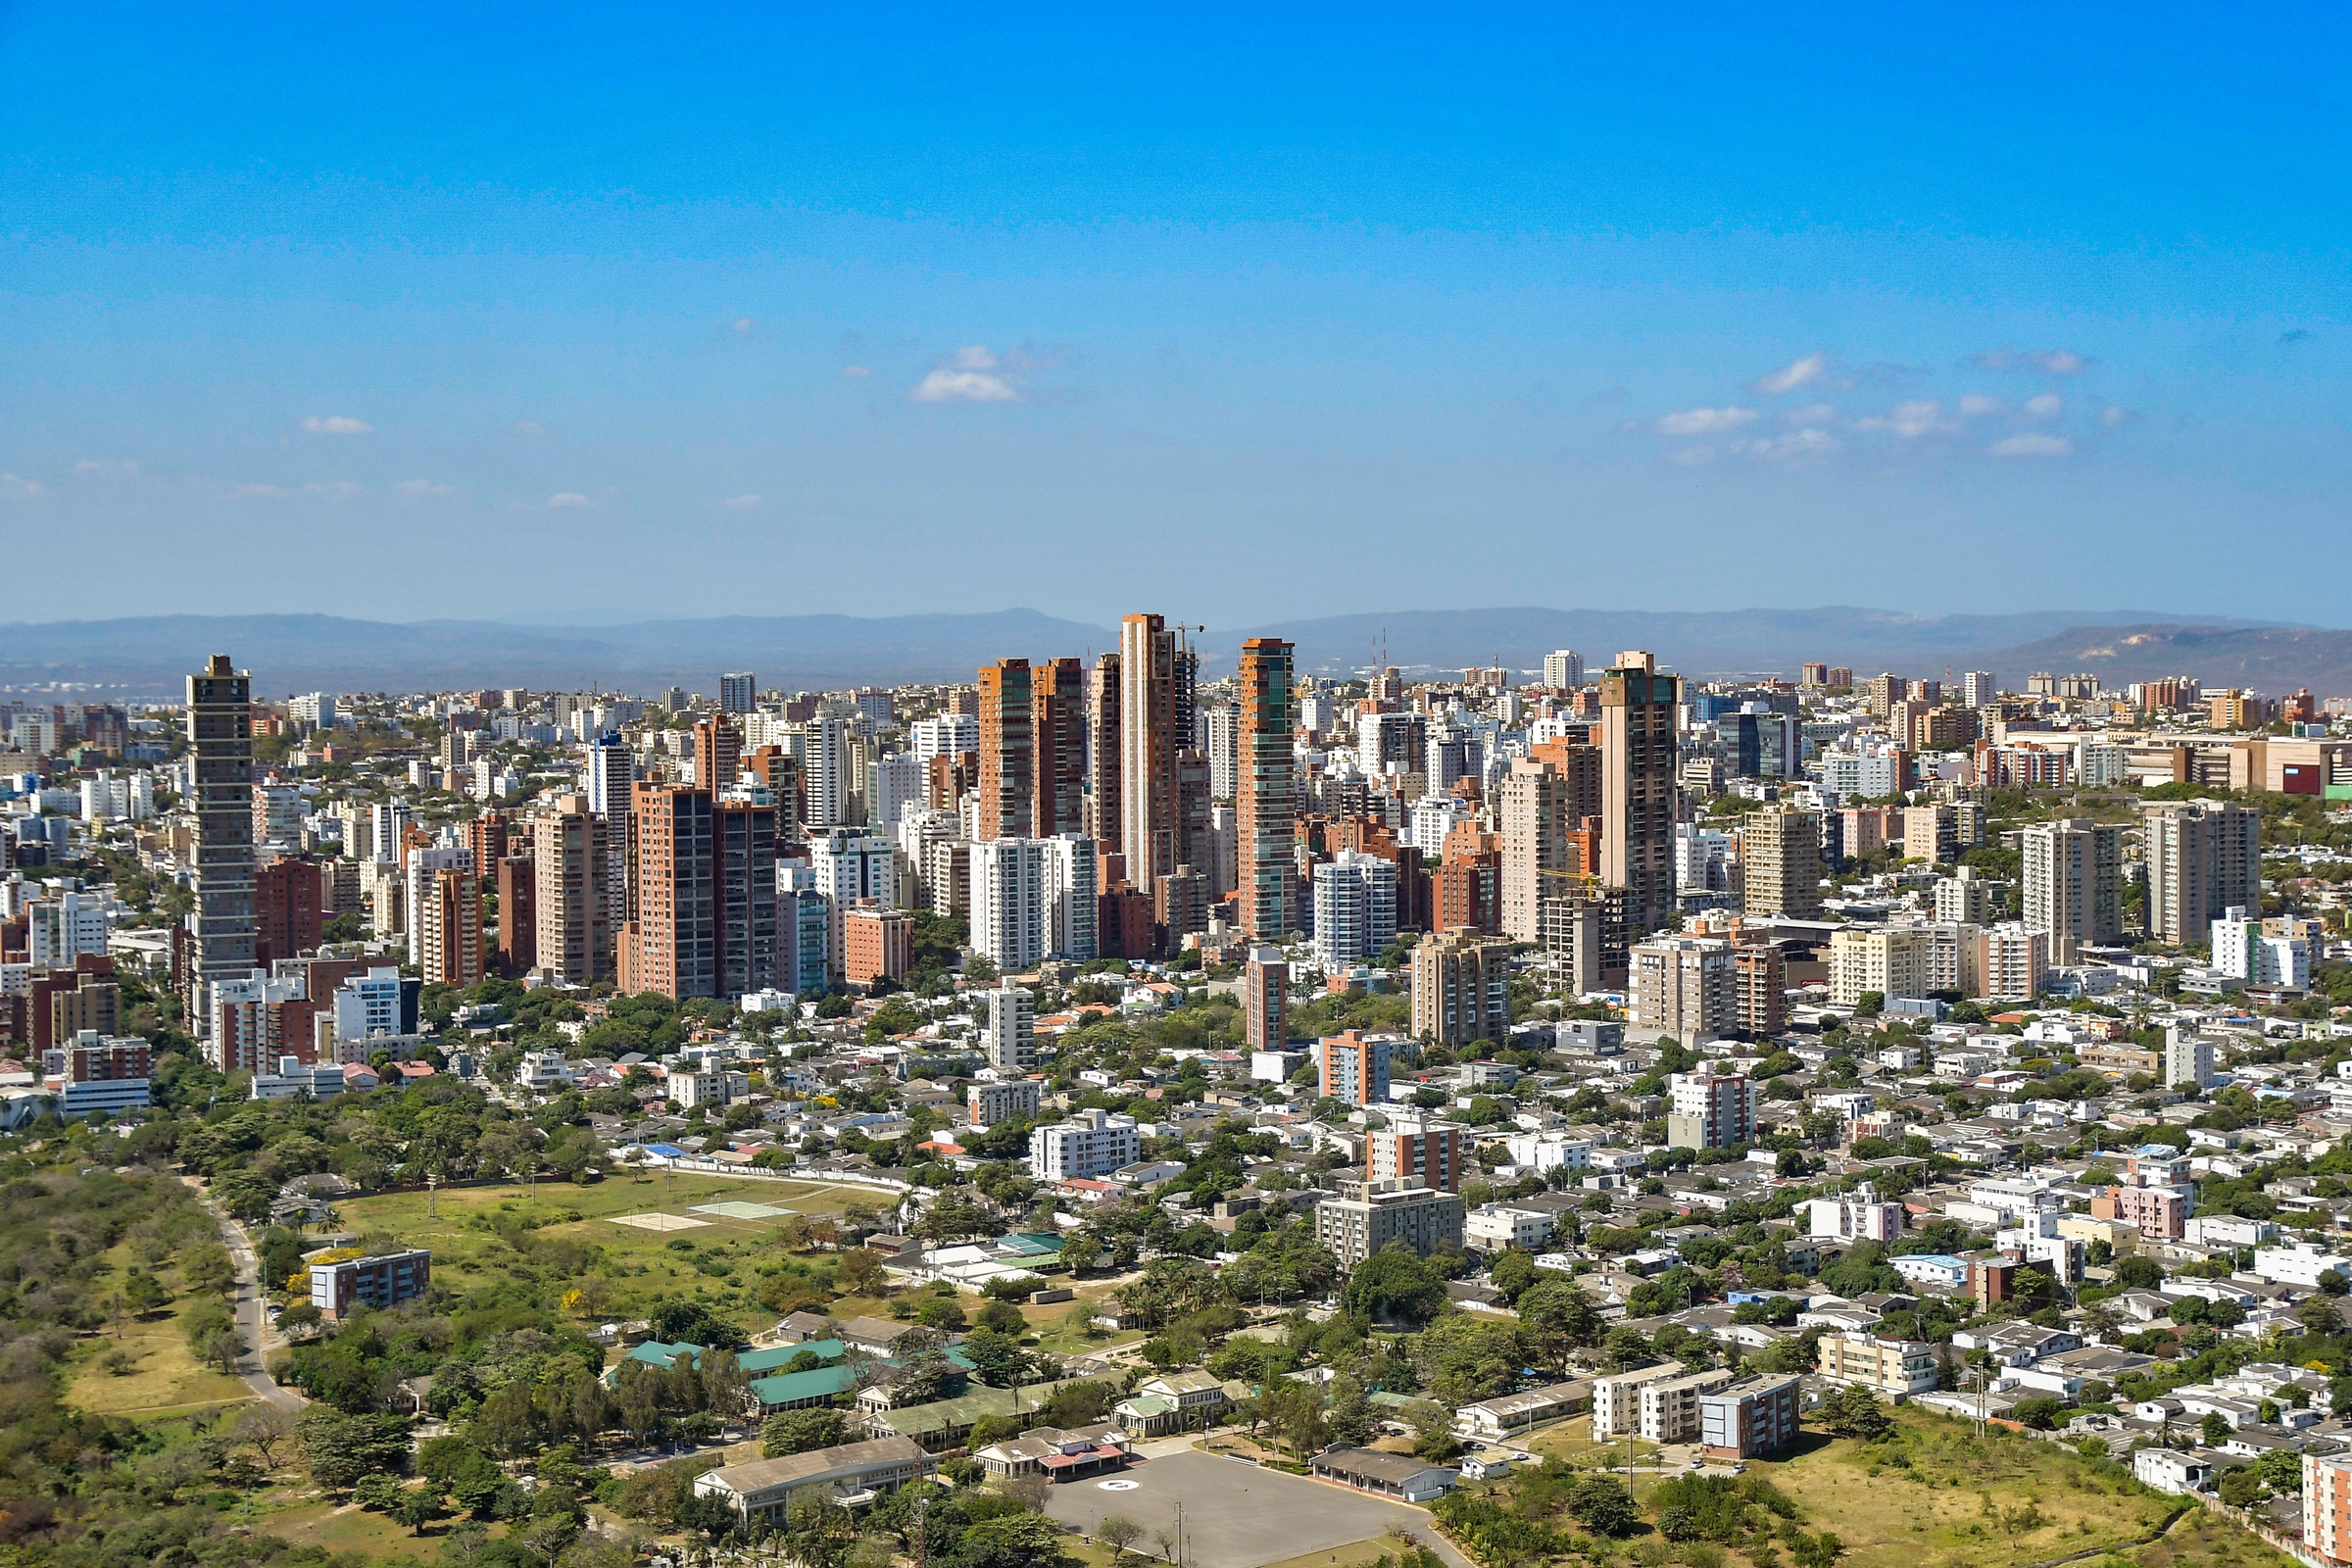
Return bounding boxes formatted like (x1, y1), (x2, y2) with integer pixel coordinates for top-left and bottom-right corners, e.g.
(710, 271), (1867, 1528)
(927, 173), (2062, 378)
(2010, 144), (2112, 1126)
(1989, 432), (2072, 458)
(394, 479), (456, 498)
(841, 365), (872, 378)
(720, 494), (761, 510)
(731, 317), (756, 334)
(2100, 405), (2132, 428)
(912, 368), (1019, 403)
(1654, 406), (1757, 436)
(512, 419), (550, 435)
(1750, 352), (1826, 395)
(1968, 348), (2091, 375)
(304, 481), (362, 501)
(952, 345), (998, 370)
(547, 491), (591, 508)
(2025, 393), (2064, 419)
(1738, 428), (1839, 465)
(1668, 445), (1715, 466)
(301, 415), (372, 434)
(1782, 403), (1837, 425)
(71, 458), (140, 475)
(1958, 394), (2008, 416)
(1858, 399), (1953, 438)
(0, 472), (46, 499)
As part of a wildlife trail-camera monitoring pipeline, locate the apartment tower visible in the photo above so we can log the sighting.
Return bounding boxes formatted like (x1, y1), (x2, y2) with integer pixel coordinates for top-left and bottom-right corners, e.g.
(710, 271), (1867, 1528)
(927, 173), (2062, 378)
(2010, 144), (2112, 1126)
(1034, 656), (1086, 838)
(1119, 613), (1180, 887)
(534, 794), (613, 986)
(976, 659), (1035, 842)
(185, 654), (257, 1025)
(1085, 652), (1121, 852)
(2144, 800), (2263, 947)
(1601, 651), (1680, 934)
(1235, 637), (1298, 935)
(618, 782), (716, 998)
(1741, 805), (1824, 919)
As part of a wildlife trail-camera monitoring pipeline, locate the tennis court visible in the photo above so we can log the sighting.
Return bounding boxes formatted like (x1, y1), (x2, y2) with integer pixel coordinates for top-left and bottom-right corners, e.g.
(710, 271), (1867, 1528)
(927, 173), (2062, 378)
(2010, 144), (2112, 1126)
(689, 1200), (795, 1220)
(608, 1211), (711, 1232)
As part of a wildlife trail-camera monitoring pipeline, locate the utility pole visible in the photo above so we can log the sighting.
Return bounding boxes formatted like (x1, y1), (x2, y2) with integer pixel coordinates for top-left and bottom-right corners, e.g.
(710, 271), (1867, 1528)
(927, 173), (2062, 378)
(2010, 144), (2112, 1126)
(912, 1488), (926, 1568)
(425, 1170), (438, 1219)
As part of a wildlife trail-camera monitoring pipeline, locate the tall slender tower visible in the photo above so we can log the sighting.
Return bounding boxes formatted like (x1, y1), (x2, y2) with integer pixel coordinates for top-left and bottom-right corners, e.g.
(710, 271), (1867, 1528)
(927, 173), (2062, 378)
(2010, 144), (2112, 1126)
(185, 654), (256, 1026)
(692, 714), (741, 792)
(1600, 650), (1680, 934)
(1120, 614), (1178, 887)
(1034, 656), (1086, 838)
(977, 659), (1035, 842)
(1235, 638), (1297, 936)
(1085, 653), (1121, 853)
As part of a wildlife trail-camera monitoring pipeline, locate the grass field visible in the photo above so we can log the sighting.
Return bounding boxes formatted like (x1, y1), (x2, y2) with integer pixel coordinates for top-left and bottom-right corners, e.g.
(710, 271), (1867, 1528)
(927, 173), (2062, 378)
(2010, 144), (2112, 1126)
(63, 1239), (255, 1418)
(329, 1171), (905, 1337)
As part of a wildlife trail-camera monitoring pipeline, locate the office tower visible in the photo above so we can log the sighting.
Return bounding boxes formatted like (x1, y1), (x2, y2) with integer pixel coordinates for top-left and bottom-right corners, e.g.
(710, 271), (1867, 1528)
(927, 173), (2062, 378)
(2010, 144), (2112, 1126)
(497, 855), (536, 975)
(1034, 656), (1086, 837)
(1120, 613), (1180, 887)
(1172, 634), (1199, 766)
(970, 837), (1049, 971)
(618, 783), (716, 998)
(1543, 649), (1584, 690)
(1084, 652), (1121, 852)
(1410, 932), (1508, 1047)
(1631, 938), (1740, 1046)
(1601, 651), (1680, 934)
(1665, 1069), (1755, 1150)
(976, 658), (1035, 841)
(1246, 945), (1287, 1049)
(416, 862), (482, 988)
(1741, 806), (1824, 919)
(693, 715), (741, 792)
(719, 672), (757, 713)
(185, 654), (256, 1025)
(983, 985), (1037, 1071)
(1311, 850), (1397, 967)
(1319, 1030), (1396, 1105)
(535, 794), (612, 986)
(586, 731), (635, 816)
(1041, 833), (1099, 959)
(1962, 670), (1998, 708)
(1498, 758), (1573, 942)
(2022, 817), (2125, 956)
(2144, 800), (2263, 947)
(1236, 637), (1298, 937)
(712, 792), (780, 1000)
(803, 715), (854, 827)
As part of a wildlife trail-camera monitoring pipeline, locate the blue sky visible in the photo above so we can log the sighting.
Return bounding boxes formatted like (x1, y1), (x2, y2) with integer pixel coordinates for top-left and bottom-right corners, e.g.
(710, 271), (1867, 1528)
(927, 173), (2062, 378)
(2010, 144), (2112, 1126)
(3, 3), (2347, 626)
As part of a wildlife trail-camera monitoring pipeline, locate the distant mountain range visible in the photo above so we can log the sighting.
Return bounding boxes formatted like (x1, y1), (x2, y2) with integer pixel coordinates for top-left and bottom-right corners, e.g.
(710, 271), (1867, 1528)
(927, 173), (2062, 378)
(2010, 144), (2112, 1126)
(0, 606), (2337, 698)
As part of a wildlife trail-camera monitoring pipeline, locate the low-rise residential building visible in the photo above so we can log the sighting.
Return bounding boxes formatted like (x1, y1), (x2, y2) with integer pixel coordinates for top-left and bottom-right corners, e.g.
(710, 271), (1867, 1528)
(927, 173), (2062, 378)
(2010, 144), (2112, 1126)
(1817, 1330), (1939, 1399)
(1312, 1177), (1466, 1270)
(1698, 1373), (1802, 1458)
(692, 1437), (935, 1525)
(310, 1249), (432, 1320)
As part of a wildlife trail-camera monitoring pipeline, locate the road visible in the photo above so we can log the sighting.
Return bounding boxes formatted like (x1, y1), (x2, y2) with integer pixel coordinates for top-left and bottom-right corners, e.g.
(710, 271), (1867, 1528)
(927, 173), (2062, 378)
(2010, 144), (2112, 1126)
(186, 1179), (305, 1412)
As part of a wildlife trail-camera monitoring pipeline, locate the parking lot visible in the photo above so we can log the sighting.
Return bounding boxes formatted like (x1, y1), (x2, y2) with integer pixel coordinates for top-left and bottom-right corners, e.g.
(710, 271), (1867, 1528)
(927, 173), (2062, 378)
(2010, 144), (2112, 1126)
(1043, 1449), (1474, 1568)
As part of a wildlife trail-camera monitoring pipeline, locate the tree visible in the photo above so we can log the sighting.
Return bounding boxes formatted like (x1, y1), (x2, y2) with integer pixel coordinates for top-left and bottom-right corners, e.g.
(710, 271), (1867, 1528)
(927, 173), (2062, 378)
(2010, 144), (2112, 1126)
(1098, 1512), (1146, 1562)
(976, 1297), (1029, 1335)
(648, 1298), (749, 1348)
(232, 1402), (298, 1467)
(2201, 1411), (2231, 1448)
(961, 1326), (1035, 1388)
(398, 1486), (450, 1535)
(835, 1249), (886, 1298)
(1343, 1245), (1446, 1324)
(1516, 1280), (1600, 1370)
(1815, 1385), (1891, 1441)
(1566, 1477), (1640, 1537)
(299, 1408), (414, 1492)
(761, 1407), (847, 1456)
(786, 1490), (857, 1567)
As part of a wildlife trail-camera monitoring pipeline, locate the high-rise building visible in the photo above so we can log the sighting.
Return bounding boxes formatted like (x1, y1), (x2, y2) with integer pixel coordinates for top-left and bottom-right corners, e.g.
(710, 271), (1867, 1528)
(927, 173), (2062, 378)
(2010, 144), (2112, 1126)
(1313, 1177), (1464, 1269)
(2144, 800), (2263, 947)
(1236, 637), (1297, 937)
(1543, 650), (1585, 691)
(1203, 704), (1239, 800)
(1319, 1030), (1395, 1105)
(712, 793), (780, 999)
(969, 837), (1049, 971)
(802, 715), (856, 828)
(1631, 938), (1739, 1047)
(1666, 1070), (1755, 1150)
(1041, 833), (1099, 960)
(416, 862), (482, 989)
(185, 655), (257, 1027)
(586, 731), (635, 816)
(1119, 613), (1180, 888)
(1311, 850), (1397, 967)
(719, 672), (758, 713)
(1434, 826), (1501, 935)
(535, 794), (613, 986)
(1601, 652), (1680, 934)
(977, 659), (1035, 842)
(1246, 945), (1287, 1050)
(1085, 653), (1121, 852)
(1740, 806), (1823, 919)
(983, 985), (1036, 1071)
(808, 829), (894, 983)
(619, 783), (716, 998)
(1033, 656), (1086, 838)
(1961, 670), (1998, 708)
(253, 858), (325, 967)
(2022, 818), (2124, 956)
(841, 903), (911, 988)
(1410, 932), (1509, 1047)
(1367, 1123), (1469, 1195)
(693, 715), (741, 792)
(1498, 759), (1573, 942)
(497, 855), (536, 975)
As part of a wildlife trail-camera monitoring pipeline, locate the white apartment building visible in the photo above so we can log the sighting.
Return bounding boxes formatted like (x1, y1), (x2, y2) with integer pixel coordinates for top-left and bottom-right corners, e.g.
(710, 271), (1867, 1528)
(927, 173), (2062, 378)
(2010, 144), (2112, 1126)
(984, 986), (1037, 1072)
(1505, 1130), (1593, 1171)
(1030, 1108), (1141, 1181)
(329, 967), (408, 1059)
(1312, 850), (1397, 968)
(970, 837), (1049, 971)
(871, 752), (924, 829)
(2210, 906), (2313, 988)
(1042, 833), (1098, 960)
(1407, 795), (1474, 858)
(908, 713), (979, 763)
(26, 891), (109, 970)
(1808, 1183), (1904, 1243)
(808, 830), (895, 983)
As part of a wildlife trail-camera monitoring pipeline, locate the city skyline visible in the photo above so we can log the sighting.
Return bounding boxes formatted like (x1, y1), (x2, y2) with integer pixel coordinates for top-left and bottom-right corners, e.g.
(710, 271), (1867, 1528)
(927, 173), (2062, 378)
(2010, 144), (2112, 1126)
(3, 7), (2348, 623)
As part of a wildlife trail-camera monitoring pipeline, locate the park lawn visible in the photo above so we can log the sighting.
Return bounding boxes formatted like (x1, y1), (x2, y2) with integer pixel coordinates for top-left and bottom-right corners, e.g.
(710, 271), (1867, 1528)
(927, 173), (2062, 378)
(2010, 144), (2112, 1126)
(63, 1238), (254, 1418)
(250, 1494), (460, 1563)
(1740, 1410), (2294, 1568)
(1526, 1414), (1661, 1469)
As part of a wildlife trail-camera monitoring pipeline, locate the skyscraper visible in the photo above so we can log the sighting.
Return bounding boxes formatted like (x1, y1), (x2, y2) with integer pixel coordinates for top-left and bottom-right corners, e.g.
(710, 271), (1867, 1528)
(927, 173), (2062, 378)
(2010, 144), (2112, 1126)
(535, 794), (613, 986)
(977, 658), (1035, 841)
(586, 731), (634, 816)
(1034, 656), (1086, 838)
(618, 782), (716, 998)
(692, 714), (741, 792)
(1236, 637), (1297, 937)
(2144, 800), (2263, 946)
(803, 715), (854, 828)
(970, 837), (1049, 971)
(416, 862), (482, 989)
(719, 671), (758, 713)
(185, 654), (256, 1026)
(1120, 613), (1179, 887)
(1741, 805), (1824, 919)
(1498, 758), (1572, 942)
(1085, 652), (1121, 853)
(712, 792), (780, 1000)
(1601, 651), (1680, 934)
(2022, 818), (2125, 956)
(1543, 649), (1584, 690)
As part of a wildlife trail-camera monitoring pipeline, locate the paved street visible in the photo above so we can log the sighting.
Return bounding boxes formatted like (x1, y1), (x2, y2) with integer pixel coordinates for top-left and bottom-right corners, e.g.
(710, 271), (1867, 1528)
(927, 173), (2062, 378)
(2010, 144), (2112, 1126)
(187, 1180), (305, 1411)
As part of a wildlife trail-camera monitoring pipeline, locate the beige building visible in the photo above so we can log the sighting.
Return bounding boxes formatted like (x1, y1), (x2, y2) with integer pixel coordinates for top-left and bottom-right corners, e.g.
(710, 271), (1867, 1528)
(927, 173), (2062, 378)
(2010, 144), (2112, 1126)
(1631, 937), (1737, 1044)
(1498, 759), (1574, 943)
(1592, 1361), (1731, 1443)
(1829, 924), (1959, 1006)
(1410, 931), (1509, 1046)
(2143, 800), (2262, 947)
(1740, 805), (1823, 919)
(2021, 818), (2123, 957)
(1816, 1331), (1938, 1399)
(534, 793), (613, 985)
(1313, 1177), (1465, 1270)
